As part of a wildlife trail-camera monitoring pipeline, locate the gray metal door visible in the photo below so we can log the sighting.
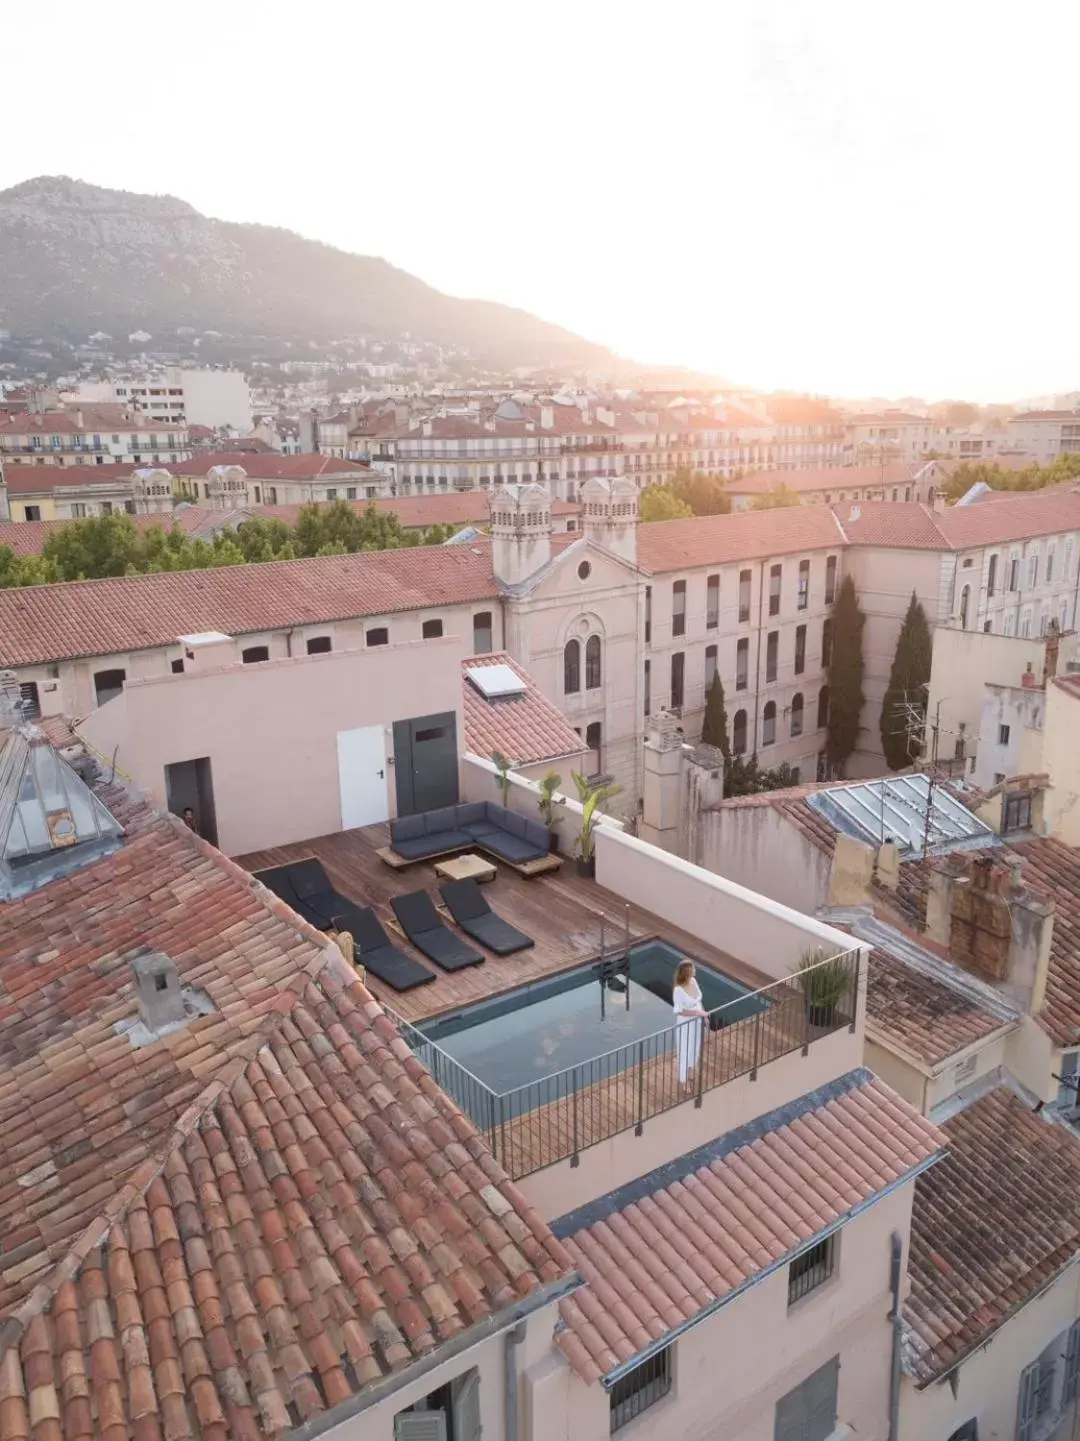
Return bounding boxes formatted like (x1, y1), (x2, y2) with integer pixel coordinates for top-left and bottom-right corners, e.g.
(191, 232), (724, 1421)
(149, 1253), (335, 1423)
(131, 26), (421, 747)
(393, 712), (459, 815)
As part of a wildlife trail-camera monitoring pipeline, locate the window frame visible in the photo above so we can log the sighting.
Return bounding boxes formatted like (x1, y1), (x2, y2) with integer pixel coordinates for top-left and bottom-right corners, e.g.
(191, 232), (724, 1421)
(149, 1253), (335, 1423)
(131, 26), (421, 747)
(794, 624), (806, 676)
(609, 1346), (673, 1434)
(736, 637), (749, 691)
(787, 1234), (835, 1306)
(790, 692), (804, 738)
(797, 559), (810, 611)
(672, 580), (687, 638)
(670, 651), (685, 711)
(706, 573), (720, 630)
(762, 699), (777, 747)
(769, 563), (782, 617)
(585, 634), (602, 690)
(564, 639), (581, 694)
(766, 630), (779, 683)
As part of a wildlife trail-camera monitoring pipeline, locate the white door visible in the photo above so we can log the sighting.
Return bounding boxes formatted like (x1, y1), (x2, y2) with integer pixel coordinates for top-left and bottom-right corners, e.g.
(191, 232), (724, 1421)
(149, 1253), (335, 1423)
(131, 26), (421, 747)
(337, 726), (389, 830)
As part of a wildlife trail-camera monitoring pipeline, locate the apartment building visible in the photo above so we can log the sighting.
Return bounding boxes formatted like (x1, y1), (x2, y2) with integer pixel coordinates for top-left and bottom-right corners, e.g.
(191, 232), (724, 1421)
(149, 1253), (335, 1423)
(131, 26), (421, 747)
(169, 452), (386, 505)
(725, 461), (936, 511)
(0, 462), (174, 522)
(0, 695), (946, 1441)
(0, 405), (190, 467)
(74, 366), (253, 431)
(1007, 408), (1080, 464)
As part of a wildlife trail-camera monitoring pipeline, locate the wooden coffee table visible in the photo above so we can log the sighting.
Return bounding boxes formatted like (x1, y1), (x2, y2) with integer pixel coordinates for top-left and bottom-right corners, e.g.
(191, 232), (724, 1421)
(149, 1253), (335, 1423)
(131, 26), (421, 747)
(434, 853), (497, 884)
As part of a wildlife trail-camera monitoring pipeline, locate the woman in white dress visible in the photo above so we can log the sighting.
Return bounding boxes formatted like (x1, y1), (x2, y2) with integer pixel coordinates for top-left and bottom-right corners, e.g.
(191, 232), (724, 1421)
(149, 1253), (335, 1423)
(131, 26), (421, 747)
(672, 959), (709, 1094)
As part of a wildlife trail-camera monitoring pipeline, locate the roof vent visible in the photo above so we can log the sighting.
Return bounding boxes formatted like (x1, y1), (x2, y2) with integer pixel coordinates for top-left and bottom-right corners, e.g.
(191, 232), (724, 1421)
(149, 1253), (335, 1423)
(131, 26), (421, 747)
(848, 505), (862, 522)
(118, 946), (215, 1047)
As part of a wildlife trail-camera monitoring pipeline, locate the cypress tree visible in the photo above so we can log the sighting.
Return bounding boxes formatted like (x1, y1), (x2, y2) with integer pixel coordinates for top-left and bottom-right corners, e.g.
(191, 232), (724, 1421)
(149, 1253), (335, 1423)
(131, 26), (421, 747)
(702, 673), (731, 758)
(879, 592), (933, 770)
(825, 574), (866, 772)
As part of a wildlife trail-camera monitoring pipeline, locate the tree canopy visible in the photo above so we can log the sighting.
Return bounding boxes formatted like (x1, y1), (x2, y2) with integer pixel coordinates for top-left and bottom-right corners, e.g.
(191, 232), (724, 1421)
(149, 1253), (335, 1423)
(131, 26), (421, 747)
(751, 483), (800, 511)
(825, 574), (866, 772)
(701, 673), (731, 758)
(0, 500), (455, 588)
(940, 452), (1080, 503)
(639, 467), (732, 523)
(639, 484), (693, 522)
(879, 592), (932, 770)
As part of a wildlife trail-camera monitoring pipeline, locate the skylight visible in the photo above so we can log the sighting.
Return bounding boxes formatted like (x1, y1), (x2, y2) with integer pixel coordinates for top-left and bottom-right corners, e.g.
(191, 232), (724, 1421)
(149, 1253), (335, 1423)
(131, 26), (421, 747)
(466, 664), (527, 699)
(806, 773), (995, 859)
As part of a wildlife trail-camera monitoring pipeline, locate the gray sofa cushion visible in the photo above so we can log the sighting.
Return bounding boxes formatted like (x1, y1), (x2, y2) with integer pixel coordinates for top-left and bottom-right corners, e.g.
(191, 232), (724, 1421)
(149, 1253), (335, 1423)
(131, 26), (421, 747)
(463, 821), (503, 841)
(425, 806), (461, 835)
(484, 832), (543, 863)
(456, 802), (487, 826)
(392, 814), (427, 843)
(523, 818), (549, 850)
(501, 812), (527, 840)
(396, 828), (471, 859)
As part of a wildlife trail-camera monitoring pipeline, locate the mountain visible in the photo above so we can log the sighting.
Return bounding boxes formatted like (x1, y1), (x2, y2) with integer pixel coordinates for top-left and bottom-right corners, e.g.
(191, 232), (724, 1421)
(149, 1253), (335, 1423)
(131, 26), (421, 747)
(0, 176), (616, 371)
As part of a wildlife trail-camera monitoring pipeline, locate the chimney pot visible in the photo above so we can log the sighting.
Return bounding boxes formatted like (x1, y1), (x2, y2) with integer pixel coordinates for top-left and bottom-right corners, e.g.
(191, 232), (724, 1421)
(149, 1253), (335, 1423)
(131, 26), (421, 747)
(130, 948), (185, 1033)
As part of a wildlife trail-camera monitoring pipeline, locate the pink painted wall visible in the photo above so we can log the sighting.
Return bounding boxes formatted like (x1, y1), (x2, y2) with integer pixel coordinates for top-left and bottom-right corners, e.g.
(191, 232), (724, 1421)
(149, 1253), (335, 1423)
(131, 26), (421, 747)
(78, 636), (469, 855)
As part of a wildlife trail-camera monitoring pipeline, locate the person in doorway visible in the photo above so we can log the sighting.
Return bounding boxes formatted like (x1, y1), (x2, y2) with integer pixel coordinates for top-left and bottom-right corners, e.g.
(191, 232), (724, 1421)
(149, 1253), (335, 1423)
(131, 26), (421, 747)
(673, 958), (708, 1095)
(181, 807), (200, 836)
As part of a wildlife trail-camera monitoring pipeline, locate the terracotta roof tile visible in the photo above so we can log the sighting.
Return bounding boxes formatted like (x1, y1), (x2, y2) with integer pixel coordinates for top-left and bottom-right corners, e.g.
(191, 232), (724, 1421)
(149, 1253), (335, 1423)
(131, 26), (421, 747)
(637, 506), (845, 574)
(1, 465), (140, 496)
(462, 653), (586, 766)
(934, 488), (1080, 549)
(906, 1086), (1080, 1384)
(0, 548), (497, 667)
(554, 1071), (943, 1382)
(832, 501), (950, 550)
(865, 947), (1011, 1065)
(0, 771), (572, 1435)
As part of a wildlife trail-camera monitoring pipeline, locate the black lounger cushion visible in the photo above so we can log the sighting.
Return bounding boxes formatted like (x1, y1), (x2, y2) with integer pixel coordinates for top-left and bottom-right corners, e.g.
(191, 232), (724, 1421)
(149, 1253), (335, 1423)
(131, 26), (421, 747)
(255, 865), (334, 928)
(330, 905), (434, 991)
(287, 858), (336, 900)
(390, 892), (484, 971)
(439, 879), (534, 956)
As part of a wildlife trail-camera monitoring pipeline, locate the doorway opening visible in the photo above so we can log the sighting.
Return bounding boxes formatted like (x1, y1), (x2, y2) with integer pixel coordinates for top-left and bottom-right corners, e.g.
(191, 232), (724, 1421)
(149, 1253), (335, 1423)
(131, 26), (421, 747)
(165, 757), (219, 847)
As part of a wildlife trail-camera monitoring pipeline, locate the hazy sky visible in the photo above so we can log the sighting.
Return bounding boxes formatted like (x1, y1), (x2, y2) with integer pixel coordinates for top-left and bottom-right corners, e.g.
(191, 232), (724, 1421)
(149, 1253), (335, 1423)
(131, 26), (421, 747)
(6, 1), (1079, 401)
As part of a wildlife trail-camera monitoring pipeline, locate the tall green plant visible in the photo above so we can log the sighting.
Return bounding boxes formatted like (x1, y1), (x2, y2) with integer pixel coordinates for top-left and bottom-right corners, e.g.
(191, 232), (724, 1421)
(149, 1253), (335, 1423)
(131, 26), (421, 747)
(491, 750), (513, 806)
(879, 592), (932, 770)
(571, 771), (622, 860)
(701, 673), (731, 759)
(537, 771), (562, 826)
(825, 574), (866, 772)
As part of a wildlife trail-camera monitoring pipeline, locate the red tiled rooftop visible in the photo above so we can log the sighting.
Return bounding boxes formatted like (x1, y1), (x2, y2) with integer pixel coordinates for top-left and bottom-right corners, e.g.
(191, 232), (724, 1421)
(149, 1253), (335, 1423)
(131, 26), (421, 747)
(463, 652), (586, 766)
(865, 947), (1013, 1065)
(0, 546), (497, 667)
(555, 1071), (943, 1383)
(907, 1085), (1080, 1384)
(933, 487), (1080, 549)
(0, 782), (574, 1432)
(637, 505), (845, 573)
(2, 464), (140, 495)
(171, 453), (372, 480)
(831, 501), (950, 551)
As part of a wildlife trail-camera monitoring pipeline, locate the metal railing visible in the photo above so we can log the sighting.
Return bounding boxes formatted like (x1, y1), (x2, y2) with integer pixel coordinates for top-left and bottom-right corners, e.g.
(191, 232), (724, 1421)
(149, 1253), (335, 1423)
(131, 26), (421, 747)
(387, 947), (860, 1180)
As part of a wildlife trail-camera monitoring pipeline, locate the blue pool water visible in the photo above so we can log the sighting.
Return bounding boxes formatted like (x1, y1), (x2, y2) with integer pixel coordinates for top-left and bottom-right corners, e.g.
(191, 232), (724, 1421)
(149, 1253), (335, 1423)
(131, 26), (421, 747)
(420, 940), (765, 1097)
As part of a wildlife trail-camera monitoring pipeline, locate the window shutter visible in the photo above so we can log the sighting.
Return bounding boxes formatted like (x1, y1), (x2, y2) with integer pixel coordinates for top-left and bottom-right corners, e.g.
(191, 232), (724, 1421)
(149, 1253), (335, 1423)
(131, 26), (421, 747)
(453, 1370), (482, 1441)
(774, 1386), (805, 1441)
(1065, 1320), (1080, 1405)
(1017, 1360), (1039, 1441)
(394, 1414), (448, 1441)
(805, 1356), (839, 1441)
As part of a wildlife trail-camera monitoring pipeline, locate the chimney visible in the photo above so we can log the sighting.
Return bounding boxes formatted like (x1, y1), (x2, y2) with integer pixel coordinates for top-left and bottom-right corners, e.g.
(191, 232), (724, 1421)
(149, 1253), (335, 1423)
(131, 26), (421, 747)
(0, 470), (9, 522)
(488, 484), (552, 586)
(178, 631), (235, 670)
(540, 404), (555, 431)
(131, 947), (185, 1033)
(1021, 661), (1039, 689)
(580, 476), (638, 565)
(876, 839), (901, 891)
(640, 710), (688, 853)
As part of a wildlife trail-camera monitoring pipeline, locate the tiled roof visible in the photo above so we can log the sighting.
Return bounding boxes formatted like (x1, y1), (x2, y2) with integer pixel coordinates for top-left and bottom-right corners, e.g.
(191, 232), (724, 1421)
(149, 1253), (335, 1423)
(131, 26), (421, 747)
(0, 412), (157, 436)
(1009, 837), (1080, 1046)
(637, 505), (845, 574)
(0, 794), (573, 1433)
(463, 653), (586, 765)
(832, 501), (950, 551)
(906, 1085), (1080, 1384)
(554, 1070), (943, 1383)
(0, 510), (210, 557)
(865, 947), (1010, 1065)
(933, 488), (1080, 549)
(0, 547), (497, 666)
(170, 454), (371, 480)
(727, 463), (915, 496)
(2, 465), (140, 496)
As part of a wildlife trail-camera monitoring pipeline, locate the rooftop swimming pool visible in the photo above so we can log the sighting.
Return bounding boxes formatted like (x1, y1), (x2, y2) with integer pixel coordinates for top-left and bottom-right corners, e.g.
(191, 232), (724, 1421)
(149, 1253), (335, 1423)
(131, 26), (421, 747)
(419, 939), (766, 1099)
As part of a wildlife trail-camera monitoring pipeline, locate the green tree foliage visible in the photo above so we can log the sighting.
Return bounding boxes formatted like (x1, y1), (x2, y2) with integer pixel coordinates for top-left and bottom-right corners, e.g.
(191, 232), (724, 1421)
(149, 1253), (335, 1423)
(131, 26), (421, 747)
(639, 484), (693, 522)
(825, 574), (866, 772)
(751, 483), (800, 511)
(701, 673), (731, 758)
(669, 467), (731, 516)
(724, 755), (800, 799)
(940, 452), (1080, 503)
(879, 592), (932, 770)
(0, 500), (441, 588)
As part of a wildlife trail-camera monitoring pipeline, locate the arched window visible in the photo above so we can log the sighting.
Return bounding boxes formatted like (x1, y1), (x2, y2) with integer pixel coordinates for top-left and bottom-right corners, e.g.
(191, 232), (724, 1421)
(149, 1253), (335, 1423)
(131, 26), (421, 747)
(585, 634), (601, 689)
(959, 585), (970, 630)
(790, 692), (804, 737)
(733, 709), (748, 755)
(817, 685), (830, 730)
(564, 639), (581, 694)
(762, 701), (777, 747)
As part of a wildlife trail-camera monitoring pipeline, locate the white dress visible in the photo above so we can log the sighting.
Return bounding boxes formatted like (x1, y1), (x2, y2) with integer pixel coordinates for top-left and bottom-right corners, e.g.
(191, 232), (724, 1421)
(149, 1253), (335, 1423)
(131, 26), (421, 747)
(673, 981), (703, 1083)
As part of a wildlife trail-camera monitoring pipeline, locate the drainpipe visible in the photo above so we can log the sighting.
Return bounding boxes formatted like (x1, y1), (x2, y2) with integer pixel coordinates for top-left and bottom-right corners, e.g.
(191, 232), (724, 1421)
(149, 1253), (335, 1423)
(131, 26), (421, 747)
(752, 559), (765, 752)
(504, 1320), (526, 1441)
(888, 1231), (903, 1441)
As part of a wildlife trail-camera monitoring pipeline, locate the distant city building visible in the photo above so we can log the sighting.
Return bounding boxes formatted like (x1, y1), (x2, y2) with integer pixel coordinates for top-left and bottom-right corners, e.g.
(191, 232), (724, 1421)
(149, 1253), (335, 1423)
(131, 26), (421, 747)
(73, 366), (252, 432)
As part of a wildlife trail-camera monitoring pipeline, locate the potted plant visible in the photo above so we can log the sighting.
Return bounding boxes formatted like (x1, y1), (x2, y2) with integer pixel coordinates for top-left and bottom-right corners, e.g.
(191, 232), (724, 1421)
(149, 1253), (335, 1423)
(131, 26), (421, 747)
(537, 770), (563, 852)
(491, 750), (513, 809)
(571, 771), (622, 878)
(792, 947), (849, 1028)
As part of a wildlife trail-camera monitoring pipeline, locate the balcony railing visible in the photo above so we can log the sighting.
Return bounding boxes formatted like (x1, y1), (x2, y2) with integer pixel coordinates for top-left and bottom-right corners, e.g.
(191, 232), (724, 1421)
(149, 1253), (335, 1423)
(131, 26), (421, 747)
(388, 947), (860, 1179)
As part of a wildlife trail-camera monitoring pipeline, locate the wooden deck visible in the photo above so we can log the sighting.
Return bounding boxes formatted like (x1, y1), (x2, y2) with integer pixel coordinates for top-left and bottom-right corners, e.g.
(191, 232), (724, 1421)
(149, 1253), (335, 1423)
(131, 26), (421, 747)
(236, 822), (772, 1024)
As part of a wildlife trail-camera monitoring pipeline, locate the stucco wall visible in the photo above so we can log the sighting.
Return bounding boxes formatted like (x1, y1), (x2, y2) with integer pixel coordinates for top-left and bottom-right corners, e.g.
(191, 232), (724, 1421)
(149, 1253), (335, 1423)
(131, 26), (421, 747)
(78, 637), (468, 855)
(695, 804), (832, 914)
(901, 1259), (1080, 1441)
(1044, 679), (1080, 845)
